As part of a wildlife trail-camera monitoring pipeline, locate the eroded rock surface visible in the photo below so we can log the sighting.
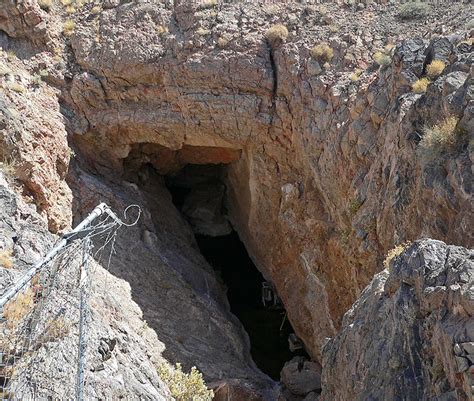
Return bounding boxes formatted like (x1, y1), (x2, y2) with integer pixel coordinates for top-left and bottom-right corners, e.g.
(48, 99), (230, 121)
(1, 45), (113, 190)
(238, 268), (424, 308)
(0, 0), (473, 399)
(321, 239), (474, 401)
(65, 0), (473, 360)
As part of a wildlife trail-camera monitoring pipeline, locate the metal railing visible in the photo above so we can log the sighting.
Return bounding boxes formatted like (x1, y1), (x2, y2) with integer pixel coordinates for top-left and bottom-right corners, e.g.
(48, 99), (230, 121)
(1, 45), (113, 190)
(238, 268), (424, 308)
(0, 203), (140, 400)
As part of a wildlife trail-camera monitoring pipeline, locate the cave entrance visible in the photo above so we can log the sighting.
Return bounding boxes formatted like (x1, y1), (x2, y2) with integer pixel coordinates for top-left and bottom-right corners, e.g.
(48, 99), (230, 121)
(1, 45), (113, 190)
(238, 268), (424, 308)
(165, 163), (302, 380)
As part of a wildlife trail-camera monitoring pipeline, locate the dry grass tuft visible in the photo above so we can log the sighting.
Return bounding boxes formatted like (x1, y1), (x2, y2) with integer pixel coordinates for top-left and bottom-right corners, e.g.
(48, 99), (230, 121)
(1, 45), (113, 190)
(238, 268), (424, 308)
(3, 289), (34, 329)
(419, 116), (466, 160)
(412, 77), (430, 94)
(38, 0), (52, 11)
(217, 36), (229, 48)
(90, 5), (101, 14)
(156, 25), (169, 35)
(0, 249), (13, 269)
(383, 242), (411, 270)
(265, 24), (289, 48)
(398, 2), (430, 20)
(374, 51), (391, 67)
(310, 43), (333, 63)
(350, 68), (363, 82)
(157, 363), (214, 401)
(199, 0), (217, 9)
(8, 82), (26, 93)
(63, 20), (75, 36)
(426, 60), (445, 79)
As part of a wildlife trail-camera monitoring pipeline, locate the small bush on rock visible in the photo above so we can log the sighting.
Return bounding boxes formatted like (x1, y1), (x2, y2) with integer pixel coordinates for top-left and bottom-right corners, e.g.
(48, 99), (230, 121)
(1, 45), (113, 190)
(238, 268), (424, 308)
(398, 2), (430, 20)
(63, 20), (75, 36)
(3, 289), (34, 329)
(383, 242), (411, 270)
(426, 60), (445, 79)
(310, 43), (333, 63)
(350, 68), (363, 82)
(419, 116), (466, 160)
(0, 248), (13, 268)
(265, 24), (289, 48)
(157, 363), (214, 401)
(412, 77), (429, 94)
(374, 51), (391, 67)
(37, 0), (52, 11)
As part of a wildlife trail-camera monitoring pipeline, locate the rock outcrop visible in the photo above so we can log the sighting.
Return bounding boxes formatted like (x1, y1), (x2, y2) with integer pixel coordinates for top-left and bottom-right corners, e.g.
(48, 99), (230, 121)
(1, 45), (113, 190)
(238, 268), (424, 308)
(0, 0), (473, 399)
(321, 239), (474, 401)
(65, 0), (473, 360)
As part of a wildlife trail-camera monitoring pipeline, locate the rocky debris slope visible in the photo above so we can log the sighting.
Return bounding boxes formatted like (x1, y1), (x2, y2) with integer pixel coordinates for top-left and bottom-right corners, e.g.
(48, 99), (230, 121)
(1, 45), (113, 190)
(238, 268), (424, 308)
(321, 239), (474, 401)
(67, 165), (278, 398)
(0, 173), (171, 399)
(65, 0), (473, 361)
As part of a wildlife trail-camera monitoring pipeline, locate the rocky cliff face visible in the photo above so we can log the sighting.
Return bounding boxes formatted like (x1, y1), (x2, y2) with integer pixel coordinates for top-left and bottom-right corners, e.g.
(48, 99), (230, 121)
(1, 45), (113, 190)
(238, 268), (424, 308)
(321, 239), (474, 401)
(65, 0), (473, 360)
(0, 0), (473, 400)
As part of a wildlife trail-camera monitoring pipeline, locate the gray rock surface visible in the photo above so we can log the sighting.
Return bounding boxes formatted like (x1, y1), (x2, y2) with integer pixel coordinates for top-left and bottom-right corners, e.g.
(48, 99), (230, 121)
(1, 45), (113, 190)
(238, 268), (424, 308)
(321, 239), (474, 401)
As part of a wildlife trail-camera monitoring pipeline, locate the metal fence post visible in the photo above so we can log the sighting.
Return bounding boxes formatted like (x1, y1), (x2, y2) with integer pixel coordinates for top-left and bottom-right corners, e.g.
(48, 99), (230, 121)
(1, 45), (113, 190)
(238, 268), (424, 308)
(76, 237), (91, 401)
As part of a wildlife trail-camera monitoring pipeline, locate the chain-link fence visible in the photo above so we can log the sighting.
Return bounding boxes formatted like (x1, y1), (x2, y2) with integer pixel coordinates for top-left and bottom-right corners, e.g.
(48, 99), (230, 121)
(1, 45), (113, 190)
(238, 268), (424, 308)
(0, 203), (140, 400)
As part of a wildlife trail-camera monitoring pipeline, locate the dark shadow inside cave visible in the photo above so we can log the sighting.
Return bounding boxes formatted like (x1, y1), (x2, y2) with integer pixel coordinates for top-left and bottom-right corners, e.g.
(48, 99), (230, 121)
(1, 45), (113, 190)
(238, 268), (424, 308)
(165, 164), (306, 380)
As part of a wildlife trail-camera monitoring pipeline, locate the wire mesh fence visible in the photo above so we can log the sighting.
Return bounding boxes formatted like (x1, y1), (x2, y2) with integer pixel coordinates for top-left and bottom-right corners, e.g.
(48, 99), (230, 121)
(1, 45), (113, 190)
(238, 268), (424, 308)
(0, 203), (140, 400)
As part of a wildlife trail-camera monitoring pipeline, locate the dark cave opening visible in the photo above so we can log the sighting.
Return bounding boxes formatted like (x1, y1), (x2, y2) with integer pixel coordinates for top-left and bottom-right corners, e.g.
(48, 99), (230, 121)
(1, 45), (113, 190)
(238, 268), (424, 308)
(165, 164), (305, 380)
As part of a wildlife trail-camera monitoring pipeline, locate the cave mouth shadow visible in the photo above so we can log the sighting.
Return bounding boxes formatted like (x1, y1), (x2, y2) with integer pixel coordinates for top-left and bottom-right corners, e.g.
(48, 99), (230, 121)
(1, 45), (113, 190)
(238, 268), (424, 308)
(165, 163), (306, 380)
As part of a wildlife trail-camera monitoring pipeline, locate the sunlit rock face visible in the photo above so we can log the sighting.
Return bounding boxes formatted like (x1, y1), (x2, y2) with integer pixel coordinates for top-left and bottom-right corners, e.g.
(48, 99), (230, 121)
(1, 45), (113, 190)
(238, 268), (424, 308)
(67, 0), (473, 361)
(321, 239), (473, 401)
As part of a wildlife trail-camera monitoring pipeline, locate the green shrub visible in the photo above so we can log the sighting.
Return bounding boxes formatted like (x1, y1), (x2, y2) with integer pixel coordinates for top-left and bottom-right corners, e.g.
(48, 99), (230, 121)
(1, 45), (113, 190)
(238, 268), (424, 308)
(398, 2), (430, 20)
(157, 363), (213, 401)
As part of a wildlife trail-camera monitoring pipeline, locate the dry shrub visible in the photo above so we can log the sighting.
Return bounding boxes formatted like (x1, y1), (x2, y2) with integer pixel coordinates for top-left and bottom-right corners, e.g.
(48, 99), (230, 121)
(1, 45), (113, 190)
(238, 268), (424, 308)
(199, 0), (217, 9)
(412, 77), (429, 94)
(63, 20), (75, 36)
(3, 289), (34, 329)
(0, 249), (13, 268)
(350, 68), (363, 82)
(310, 43), (333, 63)
(37, 0), (52, 11)
(42, 318), (70, 342)
(383, 242), (411, 270)
(195, 28), (210, 36)
(217, 36), (229, 48)
(419, 116), (466, 160)
(265, 24), (289, 48)
(426, 60), (445, 79)
(157, 363), (214, 401)
(156, 25), (169, 35)
(374, 51), (391, 67)
(8, 82), (25, 93)
(398, 2), (430, 20)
